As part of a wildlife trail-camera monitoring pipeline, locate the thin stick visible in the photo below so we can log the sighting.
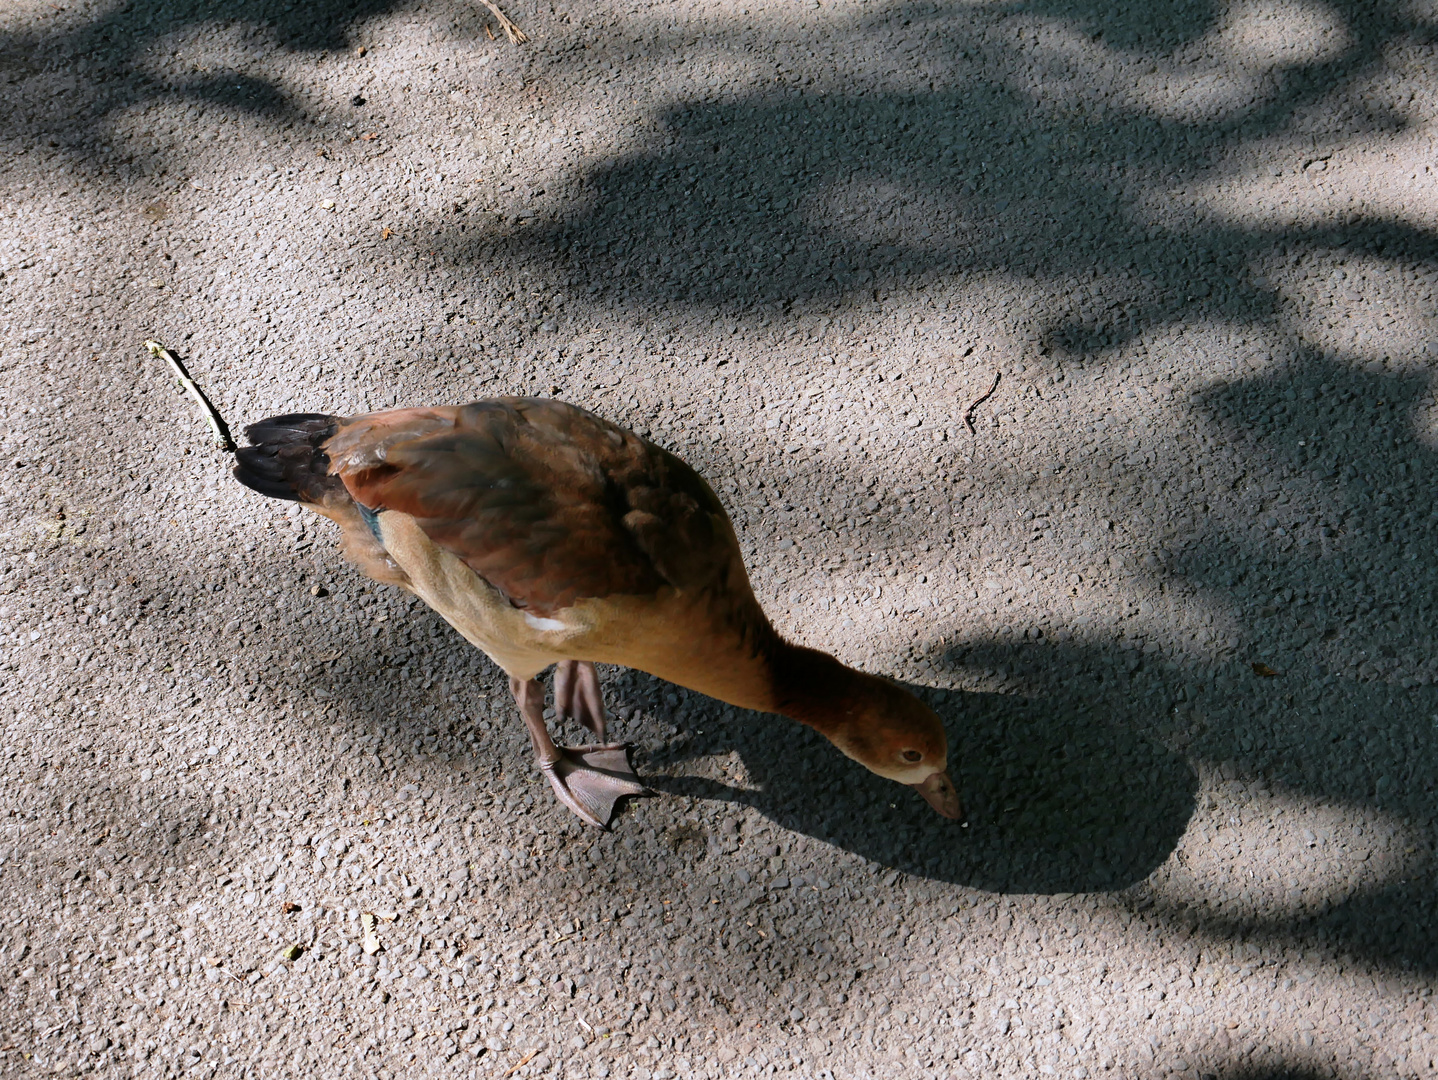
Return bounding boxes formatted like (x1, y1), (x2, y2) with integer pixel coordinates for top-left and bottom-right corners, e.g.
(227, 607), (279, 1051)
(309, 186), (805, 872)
(963, 372), (1001, 435)
(476, 0), (528, 43)
(503, 1050), (538, 1076)
(145, 340), (237, 452)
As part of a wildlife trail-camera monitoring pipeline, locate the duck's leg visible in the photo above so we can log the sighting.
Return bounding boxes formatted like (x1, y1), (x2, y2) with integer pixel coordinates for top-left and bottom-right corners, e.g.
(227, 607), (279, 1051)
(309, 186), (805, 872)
(510, 676), (646, 829)
(553, 660), (608, 739)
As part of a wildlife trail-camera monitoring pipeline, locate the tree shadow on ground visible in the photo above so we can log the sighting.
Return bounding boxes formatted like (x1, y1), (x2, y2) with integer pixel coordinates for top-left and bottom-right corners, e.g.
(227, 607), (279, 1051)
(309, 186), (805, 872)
(6, 0), (1435, 363)
(1000, 0), (1222, 52)
(2, 0), (418, 84)
(633, 344), (1438, 971)
(464, 0), (1438, 337)
(1138, 350), (1438, 974)
(0, 0), (501, 169)
(1179, 354), (1438, 821)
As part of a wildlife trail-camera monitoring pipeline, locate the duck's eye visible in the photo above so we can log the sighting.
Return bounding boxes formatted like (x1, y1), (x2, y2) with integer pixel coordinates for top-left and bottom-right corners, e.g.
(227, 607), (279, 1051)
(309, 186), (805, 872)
(901, 749), (922, 763)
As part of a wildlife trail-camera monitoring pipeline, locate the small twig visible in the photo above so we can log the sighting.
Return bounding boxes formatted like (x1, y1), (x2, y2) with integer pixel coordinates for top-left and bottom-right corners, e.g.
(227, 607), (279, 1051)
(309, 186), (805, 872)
(963, 371), (1002, 435)
(43, 1001), (81, 1040)
(476, 0), (528, 43)
(144, 340), (236, 452)
(503, 1050), (538, 1076)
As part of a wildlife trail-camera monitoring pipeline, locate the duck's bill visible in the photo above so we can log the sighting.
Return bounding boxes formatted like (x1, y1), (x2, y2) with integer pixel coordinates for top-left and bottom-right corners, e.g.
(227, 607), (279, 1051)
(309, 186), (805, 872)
(910, 770), (964, 821)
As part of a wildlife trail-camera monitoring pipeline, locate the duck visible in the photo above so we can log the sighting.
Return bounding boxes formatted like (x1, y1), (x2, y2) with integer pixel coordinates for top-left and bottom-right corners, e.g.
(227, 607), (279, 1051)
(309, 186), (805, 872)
(233, 397), (962, 829)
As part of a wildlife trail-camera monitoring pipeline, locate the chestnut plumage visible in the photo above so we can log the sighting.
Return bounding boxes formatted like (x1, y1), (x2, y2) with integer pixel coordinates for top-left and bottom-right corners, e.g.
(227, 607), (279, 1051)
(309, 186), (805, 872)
(235, 397), (961, 827)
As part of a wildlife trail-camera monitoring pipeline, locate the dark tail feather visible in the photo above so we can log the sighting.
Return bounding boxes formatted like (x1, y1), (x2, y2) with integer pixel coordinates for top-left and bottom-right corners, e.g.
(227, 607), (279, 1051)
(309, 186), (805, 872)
(233, 413), (344, 504)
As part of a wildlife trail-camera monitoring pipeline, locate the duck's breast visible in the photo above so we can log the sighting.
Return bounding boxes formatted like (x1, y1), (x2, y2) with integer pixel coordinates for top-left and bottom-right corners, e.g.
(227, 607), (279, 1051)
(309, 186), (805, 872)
(376, 510), (775, 710)
(377, 510), (574, 680)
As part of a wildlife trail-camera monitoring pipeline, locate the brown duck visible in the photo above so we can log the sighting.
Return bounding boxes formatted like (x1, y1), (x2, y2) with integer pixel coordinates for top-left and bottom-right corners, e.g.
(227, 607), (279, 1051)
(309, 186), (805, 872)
(234, 398), (961, 828)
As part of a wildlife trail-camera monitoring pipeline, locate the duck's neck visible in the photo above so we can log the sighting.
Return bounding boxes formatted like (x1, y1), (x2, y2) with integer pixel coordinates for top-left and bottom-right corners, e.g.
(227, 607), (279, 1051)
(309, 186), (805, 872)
(604, 590), (880, 729)
(763, 637), (882, 738)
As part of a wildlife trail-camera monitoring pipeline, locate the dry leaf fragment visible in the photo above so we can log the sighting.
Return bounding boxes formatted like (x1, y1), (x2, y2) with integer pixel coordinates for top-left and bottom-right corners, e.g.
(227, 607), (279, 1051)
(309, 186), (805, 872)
(1251, 662), (1281, 677)
(477, 0), (528, 43)
(381, 227), (392, 240)
(361, 912), (382, 954)
(281, 943), (304, 961)
(282, 901), (301, 914)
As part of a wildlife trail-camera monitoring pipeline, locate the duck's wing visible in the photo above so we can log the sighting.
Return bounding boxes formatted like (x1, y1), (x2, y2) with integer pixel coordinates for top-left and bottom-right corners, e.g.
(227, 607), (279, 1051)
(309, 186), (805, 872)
(324, 398), (739, 615)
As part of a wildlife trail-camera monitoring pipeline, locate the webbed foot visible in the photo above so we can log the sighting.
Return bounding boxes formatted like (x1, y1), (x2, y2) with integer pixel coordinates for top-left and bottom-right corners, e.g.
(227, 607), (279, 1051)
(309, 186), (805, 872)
(512, 674), (647, 829)
(540, 743), (648, 829)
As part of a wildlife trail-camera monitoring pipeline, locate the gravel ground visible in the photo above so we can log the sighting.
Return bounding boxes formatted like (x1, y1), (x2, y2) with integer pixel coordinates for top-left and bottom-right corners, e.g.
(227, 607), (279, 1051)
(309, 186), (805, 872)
(3, 0), (1438, 1077)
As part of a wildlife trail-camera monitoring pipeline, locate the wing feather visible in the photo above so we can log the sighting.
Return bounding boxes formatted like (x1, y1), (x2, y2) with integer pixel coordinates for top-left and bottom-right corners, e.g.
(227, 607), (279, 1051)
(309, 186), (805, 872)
(325, 398), (735, 614)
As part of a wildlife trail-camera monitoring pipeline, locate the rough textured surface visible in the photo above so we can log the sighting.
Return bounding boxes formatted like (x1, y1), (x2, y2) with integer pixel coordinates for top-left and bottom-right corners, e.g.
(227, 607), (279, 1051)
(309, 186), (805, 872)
(1, 0), (1437, 1077)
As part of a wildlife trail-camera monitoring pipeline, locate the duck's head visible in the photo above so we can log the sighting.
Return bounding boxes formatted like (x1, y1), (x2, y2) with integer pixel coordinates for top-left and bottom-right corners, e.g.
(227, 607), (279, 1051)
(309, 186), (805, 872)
(775, 655), (961, 819)
(772, 644), (963, 819)
(823, 676), (962, 820)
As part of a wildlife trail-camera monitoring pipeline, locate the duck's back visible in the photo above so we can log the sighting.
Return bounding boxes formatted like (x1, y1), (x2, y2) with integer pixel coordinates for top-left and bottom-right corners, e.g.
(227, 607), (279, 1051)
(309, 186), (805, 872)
(326, 399), (727, 608)
(325, 399), (779, 704)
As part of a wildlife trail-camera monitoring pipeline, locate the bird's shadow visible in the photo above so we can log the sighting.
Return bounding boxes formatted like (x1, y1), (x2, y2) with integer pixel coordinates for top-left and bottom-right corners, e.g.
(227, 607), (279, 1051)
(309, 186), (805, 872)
(638, 665), (1195, 894)
(288, 604), (1192, 896)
